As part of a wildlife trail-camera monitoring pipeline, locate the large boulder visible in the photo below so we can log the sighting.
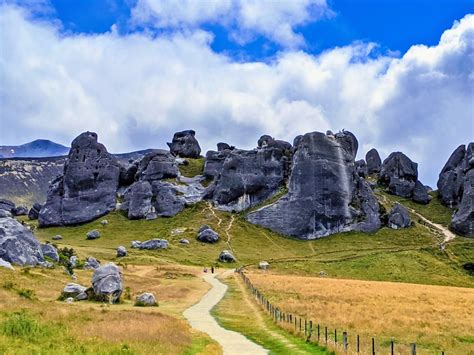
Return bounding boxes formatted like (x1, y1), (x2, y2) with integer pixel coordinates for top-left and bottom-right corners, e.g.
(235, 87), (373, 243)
(197, 225), (219, 243)
(135, 150), (179, 182)
(167, 130), (201, 158)
(62, 283), (88, 300)
(365, 148), (382, 175)
(203, 150), (231, 179)
(412, 180), (431, 204)
(206, 144), (290, 212)
(151, 181), (186, 217)
(247, 130), (380, 239)
(116, 246), (127, 257)
(355, 159), (367, 178)
(12, 206), (28, 216)
(84, 256), (100, 270)
(218, 250), (236, 263)
(92, 263), (123, 303)
(379, 152), (418, 198)
(121, 181), (153, 219)
(39, 132), (121, 227)
(451, 168), (474, 236)
(28, 203), (42, 220)
(0, 258), (14, 270)
(137, 239), (169, 250)
(41, 243), (59, 262)
(135, 292), (158, 307)
(0, 199), (14, 213)
(86, 230), (100, 240)
(0, 216), (44, 265)
(387, 203), (411, 229)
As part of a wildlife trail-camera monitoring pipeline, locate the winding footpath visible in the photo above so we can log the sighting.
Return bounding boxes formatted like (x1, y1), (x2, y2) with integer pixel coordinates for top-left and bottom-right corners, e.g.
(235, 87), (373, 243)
(183, 271), (268, 355)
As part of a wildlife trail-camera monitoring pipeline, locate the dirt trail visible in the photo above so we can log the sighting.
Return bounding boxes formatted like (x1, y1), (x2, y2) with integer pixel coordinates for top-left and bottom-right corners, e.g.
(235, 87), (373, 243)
(183, 270), (268, 355)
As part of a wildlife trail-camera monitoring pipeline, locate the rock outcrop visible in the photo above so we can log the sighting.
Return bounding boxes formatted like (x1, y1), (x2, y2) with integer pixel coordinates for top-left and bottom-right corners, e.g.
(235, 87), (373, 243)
(197, 225), (219, 243)
(412, 180), (431, 204)
(438, 143), (473, 236)
(28, 203), (42, 220)
(218, 250), (235, 262)
(355, 159), (367, 177)
(132, 239), (169, 250)
(117, 246), (127, 257)
(135, 292), (157, 306)
(39, 132), (121, 227)
(0, 216), (44, 265)
(365, 148), (381, 175)
(62, 283), (88, 300)
(41, 243), (59, 262)
(387, 203), (411, 229)
(92, 263), (123, 303)
(121, 181), (153, 219)
(0, 199), (14, 213)
(247, 130), (380, 239)
(167, 130), (201, 158)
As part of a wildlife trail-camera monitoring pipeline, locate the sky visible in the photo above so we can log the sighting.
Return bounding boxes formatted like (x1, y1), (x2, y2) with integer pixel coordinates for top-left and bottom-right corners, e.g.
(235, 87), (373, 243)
(0, 0), (473, 187)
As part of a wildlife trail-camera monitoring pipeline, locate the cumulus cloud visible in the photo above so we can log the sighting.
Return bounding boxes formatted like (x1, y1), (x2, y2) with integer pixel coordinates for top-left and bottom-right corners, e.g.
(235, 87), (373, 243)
(0, 5), (472, 186)
(130, 0), (331, 47)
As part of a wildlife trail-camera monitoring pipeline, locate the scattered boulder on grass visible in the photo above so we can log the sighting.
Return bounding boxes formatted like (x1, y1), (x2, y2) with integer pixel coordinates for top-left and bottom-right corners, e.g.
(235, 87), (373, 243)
(52, 235), (63, 241)
(101, 219), (109, 226)
(13, 206), (28, 216)
(137, 239), (169, 250)
(197, 225), (219, 243)
(41, 243), (59, 262)
(387, 203), (411, 229)
(117, 246), (127, 257)
(84, 257), (100, 270)
(179, 238), (190, 245)
(0, 216), (44, 266)
(92, 263), (123, 303)
(28, 203), (42, 220)
(86, 230), (101, 240)
(62, 283), (88, 301)
(135, 293), (158, 307)
(258, 261), (269, 270)
(69, 256), (78, 268)
(131, 240), (142, 249)
(218, 250), (235, 263)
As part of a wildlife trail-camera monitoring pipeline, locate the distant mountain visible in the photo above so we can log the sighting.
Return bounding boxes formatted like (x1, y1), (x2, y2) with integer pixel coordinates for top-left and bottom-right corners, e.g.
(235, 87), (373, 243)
(0, 139), (69, 158)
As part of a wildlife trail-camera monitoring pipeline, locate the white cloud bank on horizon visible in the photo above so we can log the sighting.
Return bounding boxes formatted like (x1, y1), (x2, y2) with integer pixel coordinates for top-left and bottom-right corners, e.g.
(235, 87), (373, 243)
(0, 5), (473, 186)
(131, 0), (331, 47)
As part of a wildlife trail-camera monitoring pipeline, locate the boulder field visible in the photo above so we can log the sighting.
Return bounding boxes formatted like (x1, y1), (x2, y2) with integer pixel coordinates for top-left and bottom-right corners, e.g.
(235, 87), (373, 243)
(32, 129), (472, 240)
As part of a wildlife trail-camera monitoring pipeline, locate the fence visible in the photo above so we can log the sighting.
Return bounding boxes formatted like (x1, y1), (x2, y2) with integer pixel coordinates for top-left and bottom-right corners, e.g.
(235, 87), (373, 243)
(237, 268), (445, 355)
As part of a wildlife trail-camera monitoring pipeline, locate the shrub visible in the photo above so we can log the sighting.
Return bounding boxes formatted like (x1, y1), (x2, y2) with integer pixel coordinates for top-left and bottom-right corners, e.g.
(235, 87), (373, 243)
(17, 288), (36, 300)
(1, 312), (45, 338)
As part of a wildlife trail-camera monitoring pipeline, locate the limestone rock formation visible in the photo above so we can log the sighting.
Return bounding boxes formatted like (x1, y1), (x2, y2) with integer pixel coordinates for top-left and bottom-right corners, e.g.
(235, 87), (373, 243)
(92, 263), (123, 303)
(451, 169), (474, 236)
(379, 152), (418, 198)
(218, 250), (235, 262)
(28, 203), (42, 220)
(39, 132), (121, 227)
(197, 225), (219, 243)
(135, 292), (157, 307)
(116, 246), (127, 257)
(121, 181), (153, 219)
(387, 203), (411, 229)
(203, 150), (231, 179)
(13, 206), (28, 216)
(365, 148), (381, 175)
(355, 159), (367, 177)
(41, 243), (59, 262)
(167, 130), (201, 158)
(134, 150), (179, 182)
(86, 230), (100, 240)
(412, 180), (431, 204)
(151, 181), (186, 217)
(247, 130), (380, 239)
(134, 239), (169, 250)
(0, 216), (44, 265)
(0, 199), (14, 213)
(0, 258), (14, 270)
(84, 256), (100, 270)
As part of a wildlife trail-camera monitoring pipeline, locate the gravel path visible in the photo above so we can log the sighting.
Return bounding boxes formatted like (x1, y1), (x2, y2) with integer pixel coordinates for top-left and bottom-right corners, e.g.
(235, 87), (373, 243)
(183, 271), (268, 355)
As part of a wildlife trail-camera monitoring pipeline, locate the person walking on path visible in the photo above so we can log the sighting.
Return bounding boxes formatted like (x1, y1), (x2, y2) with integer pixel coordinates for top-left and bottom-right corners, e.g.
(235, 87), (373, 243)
(211, 266), (214, 274)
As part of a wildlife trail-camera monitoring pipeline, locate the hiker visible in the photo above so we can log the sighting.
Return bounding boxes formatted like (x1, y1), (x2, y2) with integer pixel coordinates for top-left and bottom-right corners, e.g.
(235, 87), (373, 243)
(211, 266), (214, 274)
(203, 267), (208, 273)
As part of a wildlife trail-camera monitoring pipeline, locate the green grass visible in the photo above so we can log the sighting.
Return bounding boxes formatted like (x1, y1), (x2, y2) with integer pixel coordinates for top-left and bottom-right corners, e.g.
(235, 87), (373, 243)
(212, 275), (331, 354)
(28, 197), (474, 287)
(179, 157), (205, 177)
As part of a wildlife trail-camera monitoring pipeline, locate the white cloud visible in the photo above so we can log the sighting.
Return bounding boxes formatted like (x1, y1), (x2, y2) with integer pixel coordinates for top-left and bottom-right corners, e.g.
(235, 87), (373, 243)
(130, 0), (331, 47)
(0, 5), (472, 186)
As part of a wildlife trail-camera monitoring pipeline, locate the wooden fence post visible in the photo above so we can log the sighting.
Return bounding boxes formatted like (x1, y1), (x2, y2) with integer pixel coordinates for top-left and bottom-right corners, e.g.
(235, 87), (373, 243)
(325, 326), (328, 343)
(317, 324), (320, 341)
(411, 343), (416, 355)
(372, 337), (375, 355)
(335, 329), (337, 344)
(343, 331), (348, 352)
(391, 339), (394, 355)
(357, 335), (360, 353)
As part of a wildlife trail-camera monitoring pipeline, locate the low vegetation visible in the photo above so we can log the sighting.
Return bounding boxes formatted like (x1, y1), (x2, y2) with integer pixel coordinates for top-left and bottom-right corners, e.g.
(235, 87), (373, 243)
(243, 271), (474, 354)
(179, 157), (205, 177)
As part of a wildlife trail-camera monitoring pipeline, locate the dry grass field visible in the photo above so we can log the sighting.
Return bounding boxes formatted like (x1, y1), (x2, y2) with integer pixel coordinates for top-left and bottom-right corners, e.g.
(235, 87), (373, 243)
(0, 264), (220, 354)
(245, 271), (474, 354)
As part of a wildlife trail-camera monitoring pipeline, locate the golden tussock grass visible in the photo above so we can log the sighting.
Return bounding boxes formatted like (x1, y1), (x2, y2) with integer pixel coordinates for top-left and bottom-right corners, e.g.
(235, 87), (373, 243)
(246, 271), (474, 354)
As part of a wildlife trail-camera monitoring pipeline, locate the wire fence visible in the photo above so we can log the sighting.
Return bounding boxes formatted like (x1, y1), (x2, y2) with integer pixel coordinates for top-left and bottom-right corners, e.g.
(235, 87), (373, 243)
(237, 268), (446, 355)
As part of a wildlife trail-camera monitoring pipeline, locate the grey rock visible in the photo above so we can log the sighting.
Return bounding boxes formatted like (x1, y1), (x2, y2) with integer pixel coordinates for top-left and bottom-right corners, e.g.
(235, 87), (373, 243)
(179, 238), (190, 244)
(41, 243), (59, 262)
(0, 210), (12, 218)
(387, 203), (411, 229)
(379, 152), (418, 198)
(39, 132), (121, 227)
(167, 130), (201, 158)
(131, 240), (142, 248)
(207, 147), (289, 212)
(52, 235), (62, 241)
(66, 297), (74, 303)
(135, 150), (179, 182)
(69, 255), (78, 268)
(84, 256), (100, 270)
(248, 130), (380, 239)
(76, 292), (88, 301)
(451, 168), (474, 236)
(175, 176), (206, 204)
(292, 135), (303, 150)
(218, 250), (235, 263)
(145, 212), (157, 220)
(0, 216), (44, 265)
(135, 292), (157, 306)
(365, 148), (382, 175)
(203, 150), (231, 179)
(0, 258), (14, 270)
(258, 261), (269, 270)
(86, 230), (100, 240)
(38, 260), (54, 269)
(151, 181), (185, 217)
(355, 159), (367, 178)
(197, 225), (219, 243)
(92, 263), (123, 303)
(28, 203), (42, 220)
(412, 180), (431, 204)
(116, 246), (127, 257)
(62, 283), (87, 299)
(0, 199), (15, 213)
(121, 181), (153, 219)
(13, 206), (28, 216)
(100, 219), (108, 226)
(138, 239), (169, 250)
(217, 142), (234, 151)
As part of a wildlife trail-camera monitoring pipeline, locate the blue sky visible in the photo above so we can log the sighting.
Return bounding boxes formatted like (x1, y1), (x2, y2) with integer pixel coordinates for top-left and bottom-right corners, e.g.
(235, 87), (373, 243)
(0, 0), (473, 186)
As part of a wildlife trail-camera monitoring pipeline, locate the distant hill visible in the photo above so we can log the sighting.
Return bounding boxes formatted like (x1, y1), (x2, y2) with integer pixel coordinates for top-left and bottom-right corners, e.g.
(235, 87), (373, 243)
(0, 139), (69, 158)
